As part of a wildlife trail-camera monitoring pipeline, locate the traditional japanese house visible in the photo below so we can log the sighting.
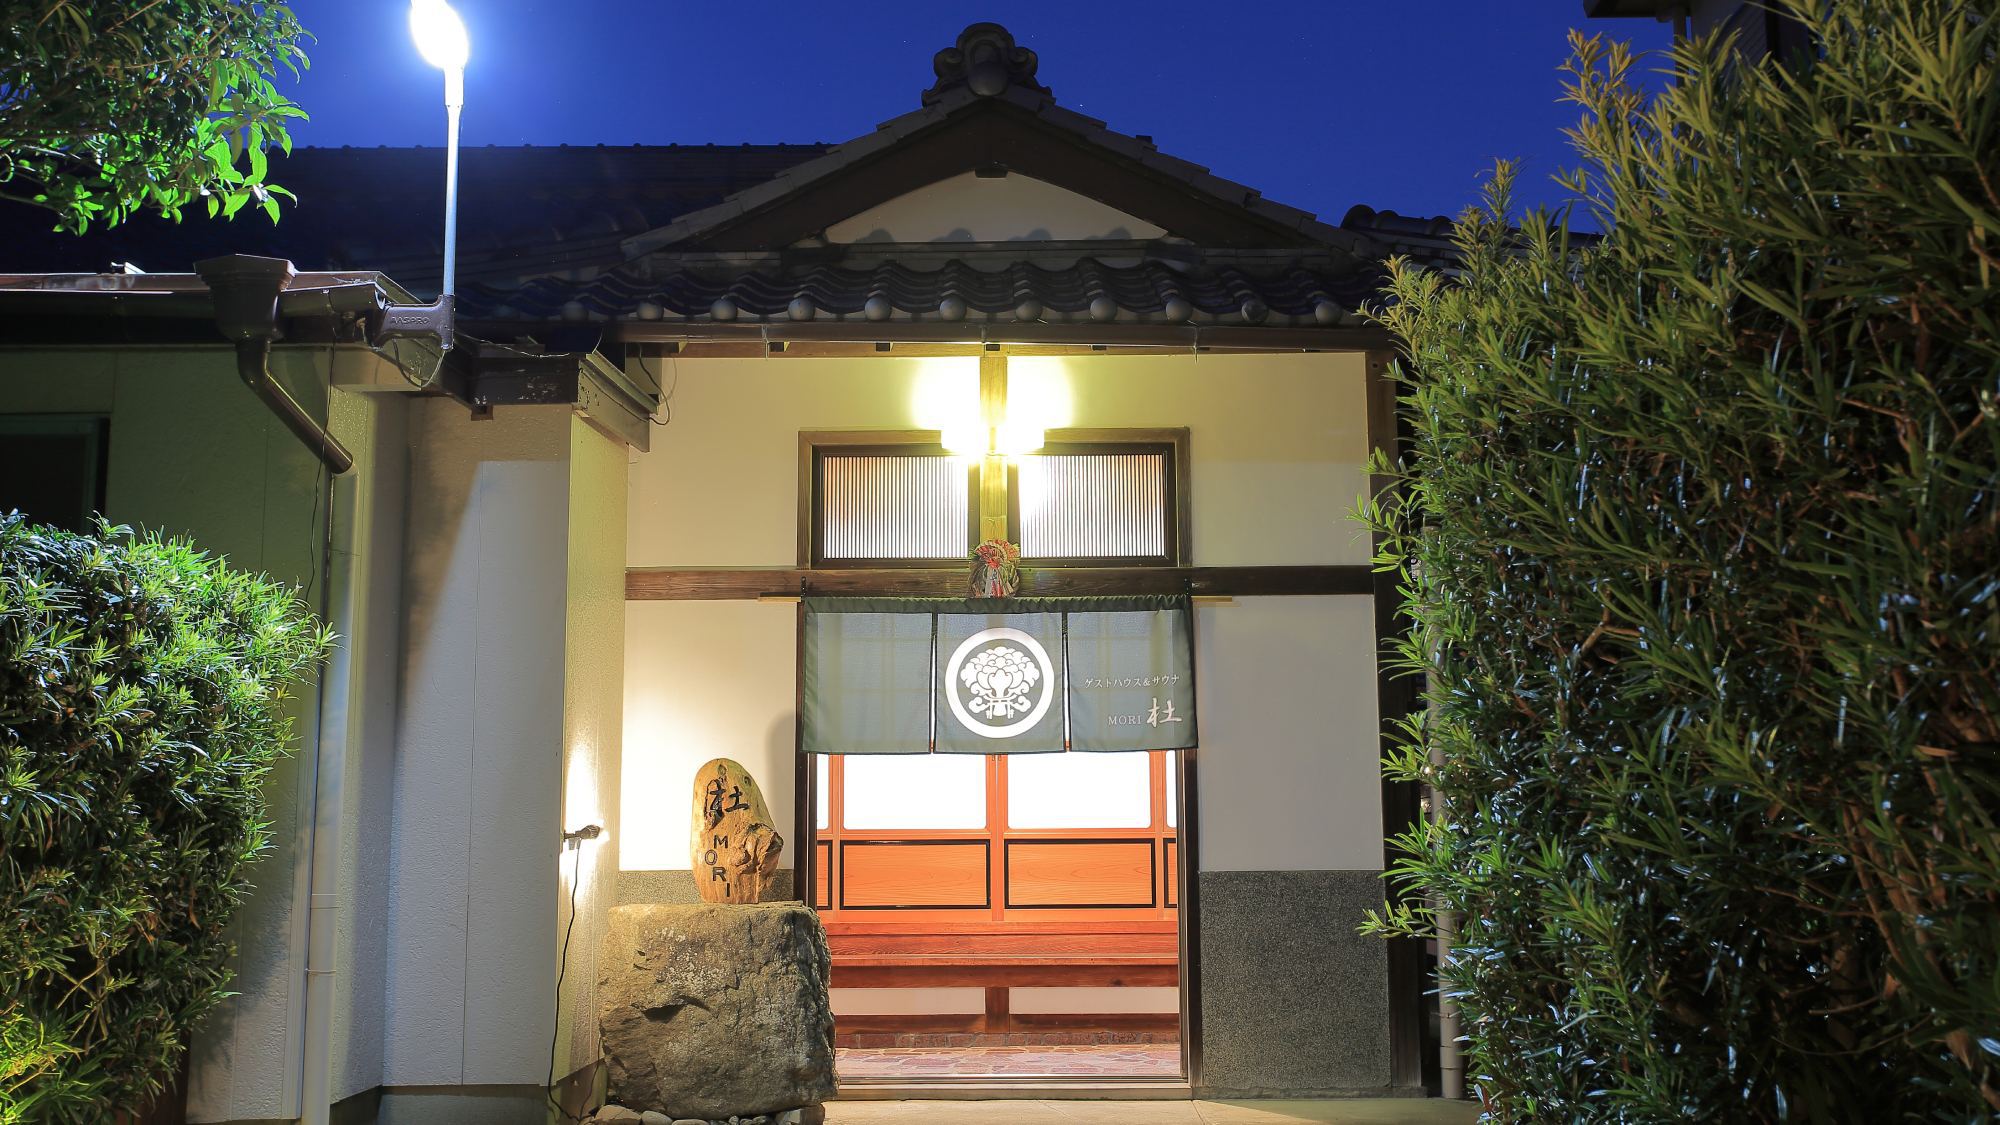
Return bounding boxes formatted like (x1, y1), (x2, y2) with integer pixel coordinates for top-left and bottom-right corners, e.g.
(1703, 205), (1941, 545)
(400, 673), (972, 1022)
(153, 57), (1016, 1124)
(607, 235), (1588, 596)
(0, 20), (1468, 1122)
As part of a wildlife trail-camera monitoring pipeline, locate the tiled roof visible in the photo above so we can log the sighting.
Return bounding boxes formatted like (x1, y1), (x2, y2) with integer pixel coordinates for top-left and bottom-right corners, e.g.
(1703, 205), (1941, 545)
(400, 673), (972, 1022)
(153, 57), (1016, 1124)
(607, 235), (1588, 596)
(0, 143), (827, 286)
(0, 22), (1469, 337)
(1340, 205), (1460, 272)
(460, 248), (1386, 327)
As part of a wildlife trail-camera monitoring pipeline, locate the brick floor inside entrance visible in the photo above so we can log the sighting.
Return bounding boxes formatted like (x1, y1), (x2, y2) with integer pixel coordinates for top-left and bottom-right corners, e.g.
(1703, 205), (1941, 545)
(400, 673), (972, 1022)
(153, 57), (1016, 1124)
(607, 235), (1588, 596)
(837, 1043), (1184, 1079)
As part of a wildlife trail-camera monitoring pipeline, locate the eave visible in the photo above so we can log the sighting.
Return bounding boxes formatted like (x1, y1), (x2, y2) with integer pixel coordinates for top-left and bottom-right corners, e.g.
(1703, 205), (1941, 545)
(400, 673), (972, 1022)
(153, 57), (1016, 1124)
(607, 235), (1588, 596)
(0, 266), (659, 451)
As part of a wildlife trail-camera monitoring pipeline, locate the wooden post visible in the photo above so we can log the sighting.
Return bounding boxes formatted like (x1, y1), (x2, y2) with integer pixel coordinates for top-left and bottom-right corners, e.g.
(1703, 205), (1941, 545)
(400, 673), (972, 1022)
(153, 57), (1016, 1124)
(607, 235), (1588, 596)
(1366, 346), (1436, 1092)
(978, 352), (1009, 542)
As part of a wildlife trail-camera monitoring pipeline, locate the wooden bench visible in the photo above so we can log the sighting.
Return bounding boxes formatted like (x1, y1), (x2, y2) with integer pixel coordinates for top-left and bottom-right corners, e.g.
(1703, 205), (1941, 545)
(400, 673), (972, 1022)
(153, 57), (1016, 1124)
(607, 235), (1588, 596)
(828, 928), (1178, 988)
(826, 924), (1179, 1037)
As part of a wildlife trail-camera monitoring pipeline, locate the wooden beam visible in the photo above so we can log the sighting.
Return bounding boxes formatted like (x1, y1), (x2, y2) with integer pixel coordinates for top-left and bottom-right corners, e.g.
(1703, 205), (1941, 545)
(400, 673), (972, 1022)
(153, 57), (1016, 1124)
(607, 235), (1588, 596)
(625, 565), (1373, 601)
(832, 964), (1179, 989)
(979, 353), (1009, 542)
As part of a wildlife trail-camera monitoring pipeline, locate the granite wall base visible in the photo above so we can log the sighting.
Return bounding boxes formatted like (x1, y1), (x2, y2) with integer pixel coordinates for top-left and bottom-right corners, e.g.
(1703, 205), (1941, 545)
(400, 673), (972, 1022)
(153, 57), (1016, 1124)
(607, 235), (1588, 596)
(1196, 869), (1400, 1097)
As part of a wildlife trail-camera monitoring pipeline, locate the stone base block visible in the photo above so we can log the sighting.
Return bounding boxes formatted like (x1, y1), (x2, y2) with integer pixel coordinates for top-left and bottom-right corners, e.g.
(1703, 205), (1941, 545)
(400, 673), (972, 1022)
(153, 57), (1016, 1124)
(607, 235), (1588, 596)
(600, 903), (835, 1120)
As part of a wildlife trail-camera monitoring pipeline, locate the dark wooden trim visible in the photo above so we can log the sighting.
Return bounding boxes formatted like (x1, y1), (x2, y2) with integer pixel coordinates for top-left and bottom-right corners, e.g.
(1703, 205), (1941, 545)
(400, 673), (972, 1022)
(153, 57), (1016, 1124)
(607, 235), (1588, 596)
(627, 565), (1370, 601)
(1177, 660), (1204, 1086)
(795, 604), (813, 905)
(1366, 347), (1434, 1092)
(985, 987), (1013, 1034)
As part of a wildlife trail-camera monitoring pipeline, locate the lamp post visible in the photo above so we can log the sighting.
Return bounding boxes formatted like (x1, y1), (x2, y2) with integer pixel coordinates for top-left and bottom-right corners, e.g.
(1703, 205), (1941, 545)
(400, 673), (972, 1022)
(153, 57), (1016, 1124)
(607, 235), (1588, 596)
(409, 0), (467, 300)
(376, 0), (469, 355)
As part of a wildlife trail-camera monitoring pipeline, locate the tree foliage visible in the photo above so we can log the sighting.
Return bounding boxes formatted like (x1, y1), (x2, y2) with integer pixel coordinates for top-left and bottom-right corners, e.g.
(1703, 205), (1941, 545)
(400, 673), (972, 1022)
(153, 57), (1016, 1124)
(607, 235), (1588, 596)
(0, 516), (329, 1123)
(0, 1), (309, 233)
(1364, 1), (1999, 1119)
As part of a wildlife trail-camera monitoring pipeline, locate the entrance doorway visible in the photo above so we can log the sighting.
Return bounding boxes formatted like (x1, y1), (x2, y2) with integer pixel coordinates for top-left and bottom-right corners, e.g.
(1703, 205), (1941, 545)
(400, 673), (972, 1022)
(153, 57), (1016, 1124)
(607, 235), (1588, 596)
(803, 749), (1193, 1084)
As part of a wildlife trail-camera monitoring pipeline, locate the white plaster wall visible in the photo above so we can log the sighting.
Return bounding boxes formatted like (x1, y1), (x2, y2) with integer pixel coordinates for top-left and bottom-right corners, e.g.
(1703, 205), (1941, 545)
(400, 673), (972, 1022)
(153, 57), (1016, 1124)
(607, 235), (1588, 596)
(557, 414), (628, 1081)
(624, 601), (797, 872)
(627, 355), (951, 566)
(385, 402), (571, 1087)
(622, 351), (1383, 874)
(824, 171), (1167, 244)
(0, 347), (348, 1121)
(1195, 597), (1385, 871)
(323, 390), (410, 1102)
(1012, 353), (1374, 566)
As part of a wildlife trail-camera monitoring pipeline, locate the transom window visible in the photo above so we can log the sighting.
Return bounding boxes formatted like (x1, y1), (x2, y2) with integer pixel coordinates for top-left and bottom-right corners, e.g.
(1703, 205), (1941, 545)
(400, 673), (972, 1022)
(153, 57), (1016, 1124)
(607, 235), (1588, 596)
(803, 428), (1188, 569)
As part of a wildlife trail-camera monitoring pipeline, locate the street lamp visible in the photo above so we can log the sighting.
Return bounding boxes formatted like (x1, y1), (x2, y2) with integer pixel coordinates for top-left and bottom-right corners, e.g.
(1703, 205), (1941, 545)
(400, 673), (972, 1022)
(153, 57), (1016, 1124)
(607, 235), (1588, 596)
(409, 0), (466, 301)
(376, 0), (468, 355)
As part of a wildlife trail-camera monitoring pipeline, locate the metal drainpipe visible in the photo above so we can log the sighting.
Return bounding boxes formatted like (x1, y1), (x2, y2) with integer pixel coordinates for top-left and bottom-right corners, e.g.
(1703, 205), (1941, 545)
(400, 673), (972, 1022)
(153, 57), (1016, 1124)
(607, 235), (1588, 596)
(193, 255), (355, 475)
(296, 467), (343, 1125)
(195, 253), (350, 1122)
(1438, 901), (1463, 1098)
(1431, 721), (1464, 1098)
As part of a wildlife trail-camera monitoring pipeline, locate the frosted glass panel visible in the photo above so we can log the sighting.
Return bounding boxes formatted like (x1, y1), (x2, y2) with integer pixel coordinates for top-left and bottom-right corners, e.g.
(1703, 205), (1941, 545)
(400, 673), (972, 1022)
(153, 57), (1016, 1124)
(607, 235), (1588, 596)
(844, 754), (987, 830)
(1166, 753), (1177, 829)
(821, 453), (969, 560)
(1017, 452), (1167, 559)
(817, 756), (830, 830)
(1008, 752), (1151, 829)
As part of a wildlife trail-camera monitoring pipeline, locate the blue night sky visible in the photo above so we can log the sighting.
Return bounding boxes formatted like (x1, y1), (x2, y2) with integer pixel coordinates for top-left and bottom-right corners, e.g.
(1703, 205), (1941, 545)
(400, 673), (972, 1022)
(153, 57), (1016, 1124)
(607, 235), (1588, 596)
(283, 1), (1673, 224)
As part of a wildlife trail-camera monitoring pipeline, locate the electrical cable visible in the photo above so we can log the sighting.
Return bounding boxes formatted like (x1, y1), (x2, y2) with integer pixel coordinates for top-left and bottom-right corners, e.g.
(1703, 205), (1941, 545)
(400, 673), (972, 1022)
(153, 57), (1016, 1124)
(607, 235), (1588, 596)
(643, 351), (679, 427)
(546, 838), (586, 1123)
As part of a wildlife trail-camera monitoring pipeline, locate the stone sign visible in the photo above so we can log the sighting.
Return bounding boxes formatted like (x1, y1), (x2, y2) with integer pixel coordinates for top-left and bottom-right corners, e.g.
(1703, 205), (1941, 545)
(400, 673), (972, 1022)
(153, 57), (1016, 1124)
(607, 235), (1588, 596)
(689, 758), (783, 903)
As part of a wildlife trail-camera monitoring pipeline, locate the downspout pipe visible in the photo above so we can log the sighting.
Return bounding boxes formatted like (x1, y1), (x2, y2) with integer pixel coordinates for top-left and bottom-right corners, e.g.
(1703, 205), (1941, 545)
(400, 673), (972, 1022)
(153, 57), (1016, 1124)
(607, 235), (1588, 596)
(194, 255), (355, 474)
(296, 502), (344, 1125)
(1431, 724), (1464, 1098)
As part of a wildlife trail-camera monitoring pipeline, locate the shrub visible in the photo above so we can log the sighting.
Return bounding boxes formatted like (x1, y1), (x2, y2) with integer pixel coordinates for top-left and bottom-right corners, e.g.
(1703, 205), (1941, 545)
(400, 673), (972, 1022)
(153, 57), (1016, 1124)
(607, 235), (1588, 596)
(0, 515), (328, 1123)
(1364, 2), (1999, 1120)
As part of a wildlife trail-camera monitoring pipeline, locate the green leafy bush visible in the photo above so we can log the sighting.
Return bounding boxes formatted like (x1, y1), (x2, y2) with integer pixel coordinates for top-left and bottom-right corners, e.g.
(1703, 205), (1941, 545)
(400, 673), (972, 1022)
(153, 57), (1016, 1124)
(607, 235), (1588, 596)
(1364, 2), (1999, 1120)
(0, 516), (328, 1123)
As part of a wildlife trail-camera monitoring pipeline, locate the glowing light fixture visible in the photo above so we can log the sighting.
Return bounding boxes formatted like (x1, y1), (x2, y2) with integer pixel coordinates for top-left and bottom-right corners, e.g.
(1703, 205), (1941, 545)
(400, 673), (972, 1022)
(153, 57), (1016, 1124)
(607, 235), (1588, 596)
(409, 0), (469, 74)
(941, 421), (988, 457)
(993, 420), (1045, 456)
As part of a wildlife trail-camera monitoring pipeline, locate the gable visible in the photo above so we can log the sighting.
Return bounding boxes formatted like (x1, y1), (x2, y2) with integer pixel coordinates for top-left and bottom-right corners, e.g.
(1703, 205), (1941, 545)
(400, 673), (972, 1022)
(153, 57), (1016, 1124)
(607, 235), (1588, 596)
(624, 24), (1364, 258)
(821, 171), (1167, 244)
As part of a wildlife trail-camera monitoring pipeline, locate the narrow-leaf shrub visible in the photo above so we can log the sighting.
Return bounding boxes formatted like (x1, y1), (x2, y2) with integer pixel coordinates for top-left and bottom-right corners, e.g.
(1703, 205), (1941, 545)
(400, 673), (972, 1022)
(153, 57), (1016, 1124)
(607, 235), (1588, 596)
(0, 515), (328, 1123)
(1364, 3), (1999, 1120)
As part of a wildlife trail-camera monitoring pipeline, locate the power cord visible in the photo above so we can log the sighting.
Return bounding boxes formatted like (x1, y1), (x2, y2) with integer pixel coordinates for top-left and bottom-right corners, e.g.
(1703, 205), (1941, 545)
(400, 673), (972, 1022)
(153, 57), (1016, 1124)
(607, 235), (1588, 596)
(547, 826), (599, 1123)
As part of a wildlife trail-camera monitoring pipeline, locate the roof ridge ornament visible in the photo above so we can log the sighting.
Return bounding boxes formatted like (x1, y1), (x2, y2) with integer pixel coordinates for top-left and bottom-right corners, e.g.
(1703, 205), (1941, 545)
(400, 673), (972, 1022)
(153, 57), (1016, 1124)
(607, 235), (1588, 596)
(925, 23), (1050, 105)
